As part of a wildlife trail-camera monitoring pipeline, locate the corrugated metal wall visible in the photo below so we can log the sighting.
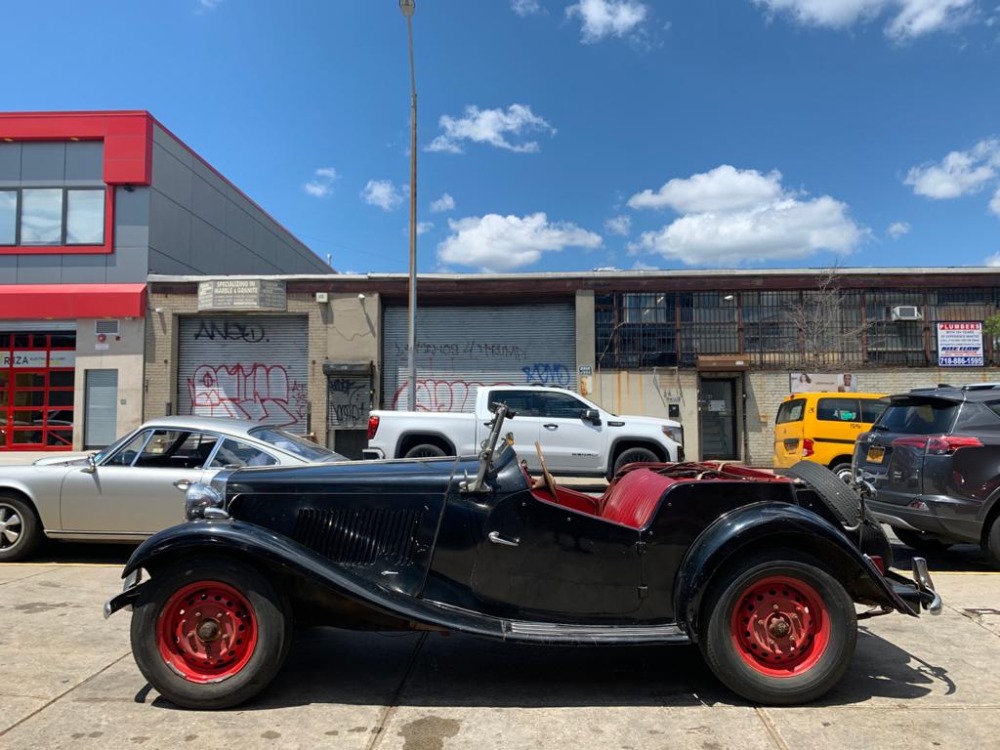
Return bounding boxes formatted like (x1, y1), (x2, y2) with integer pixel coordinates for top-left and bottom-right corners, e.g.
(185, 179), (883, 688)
(177, 315), (310, 433)
(382, 304), (576, 411)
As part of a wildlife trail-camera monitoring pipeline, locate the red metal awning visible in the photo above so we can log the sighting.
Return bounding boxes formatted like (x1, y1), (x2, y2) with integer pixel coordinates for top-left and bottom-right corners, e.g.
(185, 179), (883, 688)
(0, 284), (148, 320)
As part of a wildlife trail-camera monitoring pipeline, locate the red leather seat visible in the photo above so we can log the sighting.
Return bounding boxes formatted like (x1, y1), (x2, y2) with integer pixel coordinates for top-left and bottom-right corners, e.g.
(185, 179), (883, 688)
(598, 468), (672, 529)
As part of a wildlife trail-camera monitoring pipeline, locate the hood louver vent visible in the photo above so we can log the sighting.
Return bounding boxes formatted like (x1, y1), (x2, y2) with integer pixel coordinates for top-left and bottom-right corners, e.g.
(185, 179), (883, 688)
(292, 507), (423, 566)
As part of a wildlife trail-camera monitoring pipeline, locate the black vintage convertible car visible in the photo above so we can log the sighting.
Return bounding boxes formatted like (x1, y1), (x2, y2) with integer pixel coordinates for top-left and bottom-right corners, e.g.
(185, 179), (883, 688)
(106, 404), (941, 709)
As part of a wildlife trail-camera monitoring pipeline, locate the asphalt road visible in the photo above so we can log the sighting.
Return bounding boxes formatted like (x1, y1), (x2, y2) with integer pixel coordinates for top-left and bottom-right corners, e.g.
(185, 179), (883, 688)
(1, 540), (998, 750)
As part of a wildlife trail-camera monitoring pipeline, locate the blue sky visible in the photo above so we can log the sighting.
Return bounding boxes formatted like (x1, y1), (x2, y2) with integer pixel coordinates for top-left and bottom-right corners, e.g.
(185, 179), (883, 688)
(6, 1), (1000, 274)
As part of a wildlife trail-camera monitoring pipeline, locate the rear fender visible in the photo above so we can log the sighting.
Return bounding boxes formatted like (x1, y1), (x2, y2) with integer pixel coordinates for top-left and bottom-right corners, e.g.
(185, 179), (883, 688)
(673, 503), (912, 641)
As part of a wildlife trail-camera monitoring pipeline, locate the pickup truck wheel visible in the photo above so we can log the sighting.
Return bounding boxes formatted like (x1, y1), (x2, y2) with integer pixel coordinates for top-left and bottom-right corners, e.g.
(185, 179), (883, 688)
(612, 447), (659, 475)
(130, 556), (291, 710)
(0, 494), (43, 563)
(701, 555), (857, 705)
(784, 461), (862, 528)
(404, 443), (447, 459)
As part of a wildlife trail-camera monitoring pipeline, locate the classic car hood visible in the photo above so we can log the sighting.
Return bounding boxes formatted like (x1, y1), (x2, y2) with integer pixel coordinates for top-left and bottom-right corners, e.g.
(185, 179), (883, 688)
(225, 454), (482, 496)
(32, 453), (94, 467)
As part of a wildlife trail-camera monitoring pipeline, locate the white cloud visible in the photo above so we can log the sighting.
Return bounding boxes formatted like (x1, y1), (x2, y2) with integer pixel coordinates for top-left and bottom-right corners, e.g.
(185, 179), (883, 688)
(628, 165), (785, 213)
(196, 0), (223, 12)
(511, 0), (542, 16)
(605, 215), (632, 236)
(991, 187), (1000, 216)
(887, 221), (911, 238)
(417, 222), (434, 235)
(752, 0), (975, 41)
(437, 213), (602, 272)
(430, 193), (456, 213)
(361, 179), (405, 211)
(627, 165), (865, 266)
(566, 0), (649, 42)
(905, 139), (1000, 201)
(303, 167), (338, 198)
(427, 104), (555, 154)
(986, 252), (1000, 266)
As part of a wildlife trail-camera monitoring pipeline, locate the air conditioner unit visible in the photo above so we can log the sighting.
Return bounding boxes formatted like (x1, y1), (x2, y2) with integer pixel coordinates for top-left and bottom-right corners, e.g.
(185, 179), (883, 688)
(890, 305), (922, 321)
(315, 292), (329, 304)
(95, 320), (120, 336)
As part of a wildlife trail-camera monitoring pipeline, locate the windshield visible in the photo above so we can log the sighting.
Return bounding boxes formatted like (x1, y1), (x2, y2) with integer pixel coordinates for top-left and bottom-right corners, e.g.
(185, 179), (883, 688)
(249, 427), (347, 462)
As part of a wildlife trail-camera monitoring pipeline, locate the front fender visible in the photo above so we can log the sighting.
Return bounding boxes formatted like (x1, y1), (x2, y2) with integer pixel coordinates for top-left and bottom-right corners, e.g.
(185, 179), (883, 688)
(673, 503), (912, 640)
(106, 520), (454, 634)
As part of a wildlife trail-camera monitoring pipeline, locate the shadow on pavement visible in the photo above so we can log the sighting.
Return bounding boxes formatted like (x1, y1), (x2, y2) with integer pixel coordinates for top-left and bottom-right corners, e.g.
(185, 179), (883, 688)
(28, 540), (135, 565)
(145, 623), (947, 712)
(889, 541), (994, 573)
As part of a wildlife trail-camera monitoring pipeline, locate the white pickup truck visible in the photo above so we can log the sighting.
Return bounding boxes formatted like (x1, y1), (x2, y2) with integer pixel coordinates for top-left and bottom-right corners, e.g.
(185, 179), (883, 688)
(364, 385), (684, 479)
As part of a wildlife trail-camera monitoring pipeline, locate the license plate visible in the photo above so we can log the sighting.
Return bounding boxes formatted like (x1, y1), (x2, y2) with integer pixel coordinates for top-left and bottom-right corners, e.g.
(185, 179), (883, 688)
(866, 446), (885, 464)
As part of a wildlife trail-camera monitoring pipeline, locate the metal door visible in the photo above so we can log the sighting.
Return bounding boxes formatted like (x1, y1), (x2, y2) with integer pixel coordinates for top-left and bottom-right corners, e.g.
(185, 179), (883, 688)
(699, 378), (738, 460)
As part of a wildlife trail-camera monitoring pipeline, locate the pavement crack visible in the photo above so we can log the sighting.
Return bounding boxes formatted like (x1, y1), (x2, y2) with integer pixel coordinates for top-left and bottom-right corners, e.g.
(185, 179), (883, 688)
(755, 707), (791, 750)
(365, 631), (429, 750)
(0, 651), (134, 740)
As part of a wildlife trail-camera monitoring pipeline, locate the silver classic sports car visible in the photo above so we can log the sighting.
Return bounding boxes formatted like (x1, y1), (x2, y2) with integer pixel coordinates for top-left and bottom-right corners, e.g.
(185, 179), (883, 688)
(0, 416), (347, 562)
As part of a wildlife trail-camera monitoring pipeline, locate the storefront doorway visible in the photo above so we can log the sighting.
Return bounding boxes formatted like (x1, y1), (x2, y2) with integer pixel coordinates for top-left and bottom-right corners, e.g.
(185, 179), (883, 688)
(0, 330), (76, 450)
(698, 377), (739, 460)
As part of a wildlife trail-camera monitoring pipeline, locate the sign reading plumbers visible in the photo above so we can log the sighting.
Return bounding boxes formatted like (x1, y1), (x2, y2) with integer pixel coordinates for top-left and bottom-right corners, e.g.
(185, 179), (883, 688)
(937, 322), (984, 367)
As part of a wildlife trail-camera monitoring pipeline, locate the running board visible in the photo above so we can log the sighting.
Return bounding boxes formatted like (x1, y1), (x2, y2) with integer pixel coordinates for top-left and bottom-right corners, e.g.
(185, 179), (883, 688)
(505, 620), (689, 645)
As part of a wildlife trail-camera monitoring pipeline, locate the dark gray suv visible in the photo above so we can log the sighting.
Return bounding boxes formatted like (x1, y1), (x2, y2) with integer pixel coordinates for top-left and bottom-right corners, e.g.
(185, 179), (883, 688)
(853, 384), (1000, 568)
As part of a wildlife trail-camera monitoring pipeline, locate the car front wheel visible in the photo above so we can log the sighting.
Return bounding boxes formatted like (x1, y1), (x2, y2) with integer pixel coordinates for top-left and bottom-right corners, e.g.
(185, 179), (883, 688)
(130, 555), (291, 710)
(0, 494), (43, 563)
(700, 554), (857, 705)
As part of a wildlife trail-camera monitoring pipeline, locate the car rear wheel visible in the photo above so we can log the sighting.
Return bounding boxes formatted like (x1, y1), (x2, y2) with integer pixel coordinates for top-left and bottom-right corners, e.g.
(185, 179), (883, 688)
(892, 527), (954, 554)
(986, 518), (1000, 570)
(0, 494), (43, 563)
(700, 554), (857, 705)
(404, 443), (448, 459)
(830, 462), (854, 484)
(130, 555), (291, 709)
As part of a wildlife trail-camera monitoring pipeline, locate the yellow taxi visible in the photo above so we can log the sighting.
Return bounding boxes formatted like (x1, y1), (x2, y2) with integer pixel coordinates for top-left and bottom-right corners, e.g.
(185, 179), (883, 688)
(773, 391), (887, 481)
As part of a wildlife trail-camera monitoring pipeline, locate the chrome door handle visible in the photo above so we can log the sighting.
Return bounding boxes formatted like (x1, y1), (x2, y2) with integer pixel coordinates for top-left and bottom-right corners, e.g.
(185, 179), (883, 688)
(173, 479), (191, 491)
(543, 424), (558, 430)
(488, 531), (520, 546)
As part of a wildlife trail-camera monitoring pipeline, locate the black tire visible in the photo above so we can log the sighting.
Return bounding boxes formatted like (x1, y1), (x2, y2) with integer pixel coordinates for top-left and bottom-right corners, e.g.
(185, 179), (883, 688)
(403, 443), (448, 459)
(985, 517), (1000, 570)
(700, 553), (857, 705)
(130, 555), (291, 710)
(785, 460), (862, 528)
(830, 462), (854, 485)
(612, 446), (659, 475)
(0, 493), (43, 563)
(892, 527), (954, 554)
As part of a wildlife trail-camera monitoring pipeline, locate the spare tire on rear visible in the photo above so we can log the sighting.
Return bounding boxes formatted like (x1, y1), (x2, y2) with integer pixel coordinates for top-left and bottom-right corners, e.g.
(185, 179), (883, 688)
(784, 460), (862, 528)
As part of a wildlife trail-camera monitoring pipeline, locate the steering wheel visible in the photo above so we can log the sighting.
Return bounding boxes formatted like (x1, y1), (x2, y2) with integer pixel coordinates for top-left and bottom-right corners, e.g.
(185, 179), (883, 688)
(533, 441), (558, 498)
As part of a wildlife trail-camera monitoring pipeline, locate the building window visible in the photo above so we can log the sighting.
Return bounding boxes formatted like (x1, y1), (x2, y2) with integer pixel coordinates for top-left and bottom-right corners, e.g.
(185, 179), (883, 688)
(0, 187), (105, 247)
(0, 190), (15, 245)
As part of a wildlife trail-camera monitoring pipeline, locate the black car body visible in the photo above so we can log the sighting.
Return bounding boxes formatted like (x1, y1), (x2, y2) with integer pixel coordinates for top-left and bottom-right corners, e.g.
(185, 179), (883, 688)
(107, 406), (940, 710)
(853, 385), (1000, 566)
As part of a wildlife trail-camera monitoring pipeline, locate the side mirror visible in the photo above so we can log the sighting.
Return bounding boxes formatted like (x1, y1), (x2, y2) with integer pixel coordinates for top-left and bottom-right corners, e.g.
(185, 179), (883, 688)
(82, 454), (97, 474)
(582, 408), (602, 425)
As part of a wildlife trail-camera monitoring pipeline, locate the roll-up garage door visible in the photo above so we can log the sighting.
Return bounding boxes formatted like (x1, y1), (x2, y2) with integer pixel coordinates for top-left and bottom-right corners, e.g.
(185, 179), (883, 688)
(382, 304), (576, 411)
(178, 316), (309, 433)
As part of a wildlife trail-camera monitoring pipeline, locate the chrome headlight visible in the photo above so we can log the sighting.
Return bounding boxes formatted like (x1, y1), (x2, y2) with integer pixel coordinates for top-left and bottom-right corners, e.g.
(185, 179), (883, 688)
(184, 482), (228, 520)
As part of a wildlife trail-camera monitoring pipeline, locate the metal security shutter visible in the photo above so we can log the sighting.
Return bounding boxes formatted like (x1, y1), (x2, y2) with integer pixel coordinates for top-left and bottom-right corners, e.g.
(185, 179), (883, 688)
(84, 369), (118, 449)
(177, 315), (309, 433)
(382, 304), (576, 411)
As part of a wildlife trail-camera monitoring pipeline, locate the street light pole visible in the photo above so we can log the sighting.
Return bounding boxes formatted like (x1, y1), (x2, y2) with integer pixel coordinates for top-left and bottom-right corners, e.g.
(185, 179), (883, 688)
(400, 0), (418, 411)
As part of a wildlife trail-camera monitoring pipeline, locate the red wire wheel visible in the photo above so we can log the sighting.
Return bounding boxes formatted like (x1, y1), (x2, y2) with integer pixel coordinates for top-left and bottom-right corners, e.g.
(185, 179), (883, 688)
(156, 581), (259, 683)
(730, 574), (830, 677)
